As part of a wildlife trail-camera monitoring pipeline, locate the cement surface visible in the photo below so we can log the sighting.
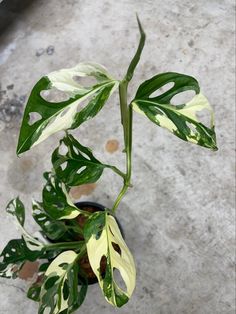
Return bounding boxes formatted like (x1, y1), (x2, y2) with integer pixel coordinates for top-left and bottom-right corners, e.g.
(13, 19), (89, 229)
(0, 0), (235, 313)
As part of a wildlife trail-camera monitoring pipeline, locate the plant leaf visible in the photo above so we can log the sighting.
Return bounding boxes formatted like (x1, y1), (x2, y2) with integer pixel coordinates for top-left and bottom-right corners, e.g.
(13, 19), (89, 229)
(52, 134), (107, 186)
(6, 197), (25, 225)
(84, 211), (136, 308)
(42, 172), (80, 220)
(17, 62), (119, 154)
(39, 250), (87, 314)
(32, 201), (67, 240)
(0, 239), (45, 279)
(6, 198), (44, 253)
(132, 72), (217, 150)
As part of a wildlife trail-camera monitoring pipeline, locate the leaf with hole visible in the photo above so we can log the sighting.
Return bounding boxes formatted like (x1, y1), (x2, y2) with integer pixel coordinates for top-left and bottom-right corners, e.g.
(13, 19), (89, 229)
(42, 172), (81, 220)
(132, 72), (217, 150)
(0, 239), (46, 279)
(32, 201), (67, 240)
(52, 134), (108, 186)
(39, 250), (87, 314)
(6, 198), (44, 253)
(17, 63), (119, 154)
(84, 211), (136, 307)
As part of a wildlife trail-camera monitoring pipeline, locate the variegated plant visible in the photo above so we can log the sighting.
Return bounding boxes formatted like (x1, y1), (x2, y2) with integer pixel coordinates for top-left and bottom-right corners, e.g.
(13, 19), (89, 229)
(0, 17), (217, 314)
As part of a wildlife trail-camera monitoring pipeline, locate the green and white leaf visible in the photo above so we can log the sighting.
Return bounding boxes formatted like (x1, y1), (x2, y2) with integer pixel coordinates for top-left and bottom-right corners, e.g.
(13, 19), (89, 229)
(6, 198), (44, 253)
(42, 172), (81, 220)
(84, 211), (136, 308)
(52, 134), (108, 186)
(0, 239), (45, 279)
(39, 250), (87, 314)
(17, 62), (119, 154)
(132, 72), (217, 150)
(32, 201), (67, 240)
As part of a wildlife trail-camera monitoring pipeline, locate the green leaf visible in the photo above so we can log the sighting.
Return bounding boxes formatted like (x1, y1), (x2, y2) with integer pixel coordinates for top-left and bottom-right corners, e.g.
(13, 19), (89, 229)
(32, 202), (67, 240)
(52, 134), (107, 186)
(39, 250), (87, 314)
(132, 72), (217, 150)
(27, 262), (50, 302)
(6, 197), (25, 225)
(42, 172), (80, 220)
(84, 211), (136, 308)
(0, 239), (45, 278)
(17, 63), (118, 154)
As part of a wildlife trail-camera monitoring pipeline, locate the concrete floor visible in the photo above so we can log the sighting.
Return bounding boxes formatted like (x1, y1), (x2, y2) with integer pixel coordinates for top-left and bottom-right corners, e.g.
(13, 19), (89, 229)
(0, 0), (235, 313)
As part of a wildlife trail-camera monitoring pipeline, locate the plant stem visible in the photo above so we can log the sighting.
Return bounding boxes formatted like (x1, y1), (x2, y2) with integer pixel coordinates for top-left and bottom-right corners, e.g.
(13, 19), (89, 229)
(45, 241), (84, 251)
(111, 16), (145, 213)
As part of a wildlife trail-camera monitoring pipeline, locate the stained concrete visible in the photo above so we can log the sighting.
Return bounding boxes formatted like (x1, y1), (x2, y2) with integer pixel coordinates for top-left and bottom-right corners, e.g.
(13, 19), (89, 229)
(0, 0), (235, 313)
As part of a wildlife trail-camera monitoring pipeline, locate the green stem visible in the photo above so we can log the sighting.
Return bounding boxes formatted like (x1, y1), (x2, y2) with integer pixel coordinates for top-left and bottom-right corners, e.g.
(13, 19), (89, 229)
(106, 165), (126, 179)
(45, 241), (84, 251)
(111, 16), (146, 212)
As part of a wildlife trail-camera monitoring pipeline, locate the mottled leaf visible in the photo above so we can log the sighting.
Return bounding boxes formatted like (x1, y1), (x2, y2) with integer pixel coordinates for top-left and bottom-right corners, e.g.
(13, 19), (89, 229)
(84, 211), (136, 307)
(42, 172), (80, 220)
(32, 201), (67, 240)
(6, 198), (44, 253)
(52, 134), (107, 186)
(0, 239), (45, 279)
(132, 72), (217, 150)
(17, 63), (119, 154)
(39, 251), (87, 314)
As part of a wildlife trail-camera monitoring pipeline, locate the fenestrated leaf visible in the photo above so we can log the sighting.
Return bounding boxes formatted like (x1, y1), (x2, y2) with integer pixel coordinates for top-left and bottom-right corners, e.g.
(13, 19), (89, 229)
(6, 198), (44, 253)
(6, 197), (25, 225)
(84, 211), (136, 308)
(42, 172), (81, 220)
(27, 262), (50, 302)
(0, 239), (46, 279)
(32, 201), (67, 240)
(132, 72), (217, 150)
(17, 62), (119, 154)
(52, 134), (108, 186)
(39, 250), (87, 314)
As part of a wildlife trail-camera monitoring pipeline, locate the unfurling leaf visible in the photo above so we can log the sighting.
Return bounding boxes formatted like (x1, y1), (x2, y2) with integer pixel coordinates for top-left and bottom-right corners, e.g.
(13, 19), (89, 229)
(52, 134), (107, 186)
(84, 211), (136, 308)
(39, 250), (87, 314)
(132, 72), (217, 150)
(41, 172), (80, 220)
(17, 63), (118, 154)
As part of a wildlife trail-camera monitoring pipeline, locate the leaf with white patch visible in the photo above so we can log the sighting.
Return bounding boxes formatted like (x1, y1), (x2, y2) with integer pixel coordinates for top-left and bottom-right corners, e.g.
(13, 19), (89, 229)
(132, 72), (217, 150)
(6, 198), (44, 253)
(39, 250), (87, 314)
(32, 202), (67, 240)
(0, 239), (46, 279)
(84, 211), (136, 308)
(17, 62), (119, 154)
(42, 172), (81, 220)
(52, 134), (108, 186)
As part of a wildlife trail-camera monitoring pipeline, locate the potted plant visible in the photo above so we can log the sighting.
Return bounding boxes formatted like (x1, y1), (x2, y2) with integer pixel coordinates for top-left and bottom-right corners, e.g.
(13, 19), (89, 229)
(0, 17), (217, 313)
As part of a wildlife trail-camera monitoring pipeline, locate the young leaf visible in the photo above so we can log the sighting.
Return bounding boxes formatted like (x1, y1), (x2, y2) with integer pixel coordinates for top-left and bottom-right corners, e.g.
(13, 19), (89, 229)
(17, 63), (118, 155)
(32, 201), (67, 240)
(84, 211), (136, 308)
(6, 197), (25, 225)
(52, 134), (107, 186)
(39, 250), (87, 314)
(42, 172), (80, 220)
(0, 239), (45, 278)
(132, 72), (217, 150)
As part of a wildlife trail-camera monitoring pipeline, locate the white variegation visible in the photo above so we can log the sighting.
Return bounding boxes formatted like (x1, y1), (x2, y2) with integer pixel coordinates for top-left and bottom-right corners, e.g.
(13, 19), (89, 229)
(31, 63), (119, 149)
(40, 251), (78, 314)
(86, 213), (136, 307)
(133, 92), (215, 145)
